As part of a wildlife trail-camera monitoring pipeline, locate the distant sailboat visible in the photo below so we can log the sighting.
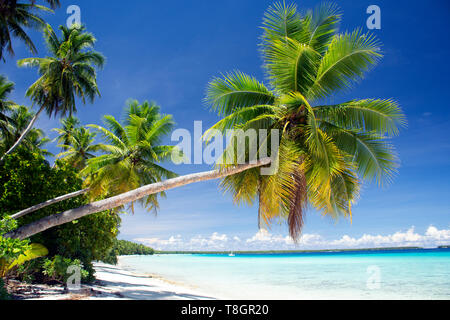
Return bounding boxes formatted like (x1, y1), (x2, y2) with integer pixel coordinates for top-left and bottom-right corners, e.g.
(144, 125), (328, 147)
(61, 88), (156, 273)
(229, 251), (235, 257)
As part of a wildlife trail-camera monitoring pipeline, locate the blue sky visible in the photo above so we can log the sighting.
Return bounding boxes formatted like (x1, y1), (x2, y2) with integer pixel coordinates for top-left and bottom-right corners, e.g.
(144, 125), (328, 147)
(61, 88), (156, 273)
(2, 0), (450, 250)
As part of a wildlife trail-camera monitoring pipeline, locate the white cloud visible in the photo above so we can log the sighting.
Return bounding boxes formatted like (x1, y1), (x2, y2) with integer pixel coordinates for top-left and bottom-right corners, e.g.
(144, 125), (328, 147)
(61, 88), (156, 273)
(426, 226), (450, 239)
(210, 232), (228, 242)
(328, 226), (450, 249)
(133, 226), (450, 251)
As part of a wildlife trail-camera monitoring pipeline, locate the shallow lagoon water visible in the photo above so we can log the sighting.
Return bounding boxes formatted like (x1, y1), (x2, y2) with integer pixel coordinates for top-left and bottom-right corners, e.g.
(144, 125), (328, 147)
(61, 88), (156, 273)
(119, 248), (450, 299)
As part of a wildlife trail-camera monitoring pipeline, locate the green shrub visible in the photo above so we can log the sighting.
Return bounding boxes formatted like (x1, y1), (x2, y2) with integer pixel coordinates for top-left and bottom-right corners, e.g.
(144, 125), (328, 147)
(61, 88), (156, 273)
(0, 217), (31, 262)
(42, 255), (89, 284)
(0, 149), (121, 281)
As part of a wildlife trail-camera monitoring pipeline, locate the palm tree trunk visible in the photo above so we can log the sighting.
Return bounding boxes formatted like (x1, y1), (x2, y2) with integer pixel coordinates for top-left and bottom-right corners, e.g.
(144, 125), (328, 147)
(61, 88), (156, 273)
(258, 179), (262, 230)
(5, 158), (272, 240)
(10, 188), (90, 220)
(1, 105), (45, 161)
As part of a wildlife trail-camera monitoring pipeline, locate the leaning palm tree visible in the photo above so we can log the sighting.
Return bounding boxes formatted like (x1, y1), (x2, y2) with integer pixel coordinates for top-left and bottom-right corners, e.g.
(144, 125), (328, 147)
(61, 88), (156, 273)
(81, 100), (179, 212)
(1, 23), (105, 160)
(204, 2), (406, 239)
(56, 127), (103, 170)
(0, 0), (59, 61)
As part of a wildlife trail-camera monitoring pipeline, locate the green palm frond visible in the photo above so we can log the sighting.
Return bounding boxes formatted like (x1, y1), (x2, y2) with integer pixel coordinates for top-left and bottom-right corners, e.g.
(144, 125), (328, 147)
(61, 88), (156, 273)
(144, 115), (175, 145)
(315, 99), (406, 136)
(87, 124), (127, 150)
(307, 29), (382, 100)
(321, 120), (399, 184)
(204, 104), (279, 142)
(0, 75), (15, 133)
(307, 161), (360, 220)
(205, 71), (276, 116)
(261, 2), (308, 45)
(0, 2), (53, 60)
(264, 37), (320, 94)
(306, 2), (341, 55)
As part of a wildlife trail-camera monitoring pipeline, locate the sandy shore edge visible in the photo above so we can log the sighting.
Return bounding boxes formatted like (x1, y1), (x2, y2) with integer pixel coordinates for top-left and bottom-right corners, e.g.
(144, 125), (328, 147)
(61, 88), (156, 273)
(15, 259), (218, 300)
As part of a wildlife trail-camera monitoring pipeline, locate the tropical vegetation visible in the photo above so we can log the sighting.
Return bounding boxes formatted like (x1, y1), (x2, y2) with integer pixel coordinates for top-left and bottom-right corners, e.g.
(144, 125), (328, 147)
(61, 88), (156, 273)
(0, 1), (406, 299)
(0, 149), (121, 285)
(103, 239), (154, 265)
(2, 23), (105, 159)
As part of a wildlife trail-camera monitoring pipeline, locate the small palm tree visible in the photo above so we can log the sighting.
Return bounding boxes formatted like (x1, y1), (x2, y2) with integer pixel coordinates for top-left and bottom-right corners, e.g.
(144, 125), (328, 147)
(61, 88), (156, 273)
(204, 2), (406, 239)
(82, 100), (179, 212)
(56, 127), (103, 170)
(1, 23), (105, 159)
(0, 75), (15, 135)
(52, 115), (81, 151)
(0, 0), (59, 61)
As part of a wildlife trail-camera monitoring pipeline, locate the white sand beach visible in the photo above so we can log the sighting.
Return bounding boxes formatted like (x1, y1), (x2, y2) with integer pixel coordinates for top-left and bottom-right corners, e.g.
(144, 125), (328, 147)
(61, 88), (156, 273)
(15, 261), (217, 300)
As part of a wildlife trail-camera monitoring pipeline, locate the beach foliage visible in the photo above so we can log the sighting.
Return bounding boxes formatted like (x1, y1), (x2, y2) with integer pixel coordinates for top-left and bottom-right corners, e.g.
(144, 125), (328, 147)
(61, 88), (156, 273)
(0, 216), (47, 298)
(0, 149), (120, 281)
(41, 255), (89, 284)
(0, 243), (48, 278)
(0, 217), (31, 268)
(205, 2), (406, 240)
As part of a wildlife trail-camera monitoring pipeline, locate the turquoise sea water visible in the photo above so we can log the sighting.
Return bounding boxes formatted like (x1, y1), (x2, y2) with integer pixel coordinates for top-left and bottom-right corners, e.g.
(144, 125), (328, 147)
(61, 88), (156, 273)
(118, 248), (450, 300)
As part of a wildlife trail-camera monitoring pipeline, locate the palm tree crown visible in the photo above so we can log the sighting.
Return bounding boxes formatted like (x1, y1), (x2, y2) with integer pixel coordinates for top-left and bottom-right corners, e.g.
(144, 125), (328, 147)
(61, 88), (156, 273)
(52, 115), (81, 151)
(18, 23), (105, 117)
(82, 100), (179, 213)
(0, 0), (57, 61)
(56, 126), (103, 170)
(205, 2), (406, 240)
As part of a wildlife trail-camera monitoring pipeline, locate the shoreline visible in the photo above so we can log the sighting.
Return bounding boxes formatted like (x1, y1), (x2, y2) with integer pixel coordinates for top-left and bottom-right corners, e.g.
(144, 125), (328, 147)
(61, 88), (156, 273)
(15, 258), (218, 300)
